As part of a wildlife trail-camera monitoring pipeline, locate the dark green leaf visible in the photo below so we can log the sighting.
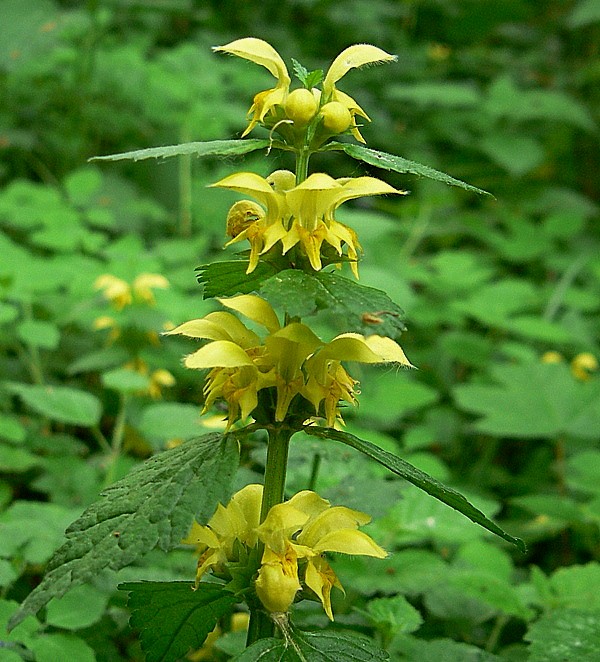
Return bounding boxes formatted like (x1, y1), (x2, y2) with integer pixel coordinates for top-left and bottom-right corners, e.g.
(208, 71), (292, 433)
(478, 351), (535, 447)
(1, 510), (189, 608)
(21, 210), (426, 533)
(8, 433), (239, 630)
(327, 142), (493, 197)
(259, 270), (406, 339)
(235, 629), (388, 661)
(196, 260), (277, 298)
(303, 426), (525, 552)
(120, 581), (237, 662)
(89, 139), (271, 162)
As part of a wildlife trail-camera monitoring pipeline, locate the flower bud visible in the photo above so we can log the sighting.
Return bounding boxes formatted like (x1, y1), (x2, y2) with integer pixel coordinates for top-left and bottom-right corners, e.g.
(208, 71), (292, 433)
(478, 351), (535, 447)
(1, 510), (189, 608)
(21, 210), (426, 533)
(319, 102), (352, 134)
(284, 88), (318, 126)
(226, 200), (264, 238)
(255, 561), (301, 614)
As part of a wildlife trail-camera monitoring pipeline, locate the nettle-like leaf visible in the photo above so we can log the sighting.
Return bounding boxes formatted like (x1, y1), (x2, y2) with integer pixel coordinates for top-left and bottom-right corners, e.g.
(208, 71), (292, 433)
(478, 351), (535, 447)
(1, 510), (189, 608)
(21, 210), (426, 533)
(89, 139), (272, 162)
(196, 260), (278, 298)
(259, 270), (406, 338)
(454, 362), (600, 439)
(120, 581), (237, 662)
(235, 629), (389, 661)
(303, 426), (525, 552)
(326, 142), (493, 197)
(8, 433), (240, 630)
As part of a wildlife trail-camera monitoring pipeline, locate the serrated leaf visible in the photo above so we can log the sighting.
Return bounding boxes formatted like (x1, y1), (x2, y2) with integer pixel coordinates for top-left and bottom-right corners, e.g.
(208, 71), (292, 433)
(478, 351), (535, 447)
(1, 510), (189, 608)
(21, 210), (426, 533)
(303, 426), (525, 552)
(2, 382), (101, 426)
(258, 270), (406, 339)
(8, 433), (239, 630)
(328, 142), (493, 197)
(119, 581), (237, 662)
(196, 260), (277, 298)
(89, 139), (271, 162)
(235, 629), (388, 661)
(525, 608), (600, 662)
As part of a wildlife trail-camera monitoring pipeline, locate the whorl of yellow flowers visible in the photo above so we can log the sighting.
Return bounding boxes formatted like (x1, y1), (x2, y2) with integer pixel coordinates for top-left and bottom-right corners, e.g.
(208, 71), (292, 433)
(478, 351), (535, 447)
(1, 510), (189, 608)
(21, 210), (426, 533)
(183, 484), (386, 619)
(166, 294), (412, 428)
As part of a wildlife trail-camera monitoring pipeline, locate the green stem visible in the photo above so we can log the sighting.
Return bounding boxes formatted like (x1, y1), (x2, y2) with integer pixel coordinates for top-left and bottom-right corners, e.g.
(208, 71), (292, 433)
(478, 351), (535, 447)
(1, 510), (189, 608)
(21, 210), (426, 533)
(104, 393), (128, 486)
(295, 147), (311, 185)
(246, 425), (293, 646)
(307, 452), (321, 491)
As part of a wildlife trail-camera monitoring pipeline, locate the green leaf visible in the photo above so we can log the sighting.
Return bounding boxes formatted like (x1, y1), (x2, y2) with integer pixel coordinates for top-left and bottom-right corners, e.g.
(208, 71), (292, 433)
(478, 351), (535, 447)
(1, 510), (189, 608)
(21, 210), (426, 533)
(327, 142), (493, 197)
(16, 320), (60, 350)
(2, 383), (102, 427)
(259, 270), (406, 339)
(196, 260), (278, 298)
(29, 633), (96, 662)
(119, 581), (237, 662)
(235, 629), (389, 661)
(8, 433), (239, 630)
(102, 368), (151, 393)
(0, 445), (40, 472)
(393, 637), (500, 662)
(139, 403), (203, 442)
(303, 426), (525, 552)
(454, 363), (600, 439)
(525, 608), (600, 662)
(89, 139), (271, 162)
(364, 595), (423, 636)
(45, 584), (108, 630)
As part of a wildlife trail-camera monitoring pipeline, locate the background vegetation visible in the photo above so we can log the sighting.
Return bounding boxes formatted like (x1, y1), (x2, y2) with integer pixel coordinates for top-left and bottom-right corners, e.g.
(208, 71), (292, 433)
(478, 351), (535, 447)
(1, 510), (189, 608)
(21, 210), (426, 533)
(1, 0), (599, 660)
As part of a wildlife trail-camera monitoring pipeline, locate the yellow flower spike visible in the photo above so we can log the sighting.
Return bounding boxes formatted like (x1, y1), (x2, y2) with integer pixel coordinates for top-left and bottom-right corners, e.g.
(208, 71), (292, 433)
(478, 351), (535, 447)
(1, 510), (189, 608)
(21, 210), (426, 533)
(218, 295), (281, 334)
(213, 38), (291, 136)
(322, 44), (396, 142)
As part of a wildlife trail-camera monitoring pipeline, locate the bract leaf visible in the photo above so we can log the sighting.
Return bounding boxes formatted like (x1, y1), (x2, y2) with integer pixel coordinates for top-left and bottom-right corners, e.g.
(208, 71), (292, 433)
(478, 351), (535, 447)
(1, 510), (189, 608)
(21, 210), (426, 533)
(8, 433), (239, 630)
(196, 261), (278, 299)
(89, 139), (271, 162)
(327, 142), (493, 197)
(303, 426), (525, 552)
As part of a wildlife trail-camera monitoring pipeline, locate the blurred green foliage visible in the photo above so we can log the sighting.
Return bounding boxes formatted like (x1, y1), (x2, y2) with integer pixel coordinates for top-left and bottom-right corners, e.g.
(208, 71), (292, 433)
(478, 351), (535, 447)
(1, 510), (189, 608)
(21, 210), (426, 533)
(1, 0), (599, 660)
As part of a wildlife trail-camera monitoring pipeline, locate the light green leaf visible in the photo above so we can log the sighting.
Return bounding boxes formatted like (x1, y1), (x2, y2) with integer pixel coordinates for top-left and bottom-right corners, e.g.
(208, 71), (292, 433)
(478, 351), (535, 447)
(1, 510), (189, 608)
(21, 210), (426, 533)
(46, 584), (108, 630)
(388, 82), (482, 107)
(90, 139), (271, 162)
(16, 320), (60, 350)
(364, 595), (423, 636)
(120, 582), (237, 662)
(303, 426), (525, 551)
(568, 0), (600, 28)
(29, 633), (96, 662)
(454, 363), (600, 439)
(8, 433), (240, 630)
(327, 142), (493, 197)
(3, 383), (102, 427)
(525, 608), (600, 662)
(0, 445), (40, 472)
(102, 368), (151, 393)
(235, 629), (389, 661)
(393, 636), (500, 662)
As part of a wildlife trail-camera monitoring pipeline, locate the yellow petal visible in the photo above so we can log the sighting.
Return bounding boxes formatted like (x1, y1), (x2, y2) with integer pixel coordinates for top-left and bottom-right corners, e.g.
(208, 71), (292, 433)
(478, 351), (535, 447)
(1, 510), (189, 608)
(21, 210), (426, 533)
(297, 505), (371, 548)
(304, 557), (342, 620)
(184, 341), (255, 369)
(364, 335), (414, 367)
(311, 529), (387, 558)
(165, 313), (259, 347)
(218, 295), (281, 334)
(213, 38), (290, 85)
(181, 521), (219, 547)
(323, 44), (396, 94)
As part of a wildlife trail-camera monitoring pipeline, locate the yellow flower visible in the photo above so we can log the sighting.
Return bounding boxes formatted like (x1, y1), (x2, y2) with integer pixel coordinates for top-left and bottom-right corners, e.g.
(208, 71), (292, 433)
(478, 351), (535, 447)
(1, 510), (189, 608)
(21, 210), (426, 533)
(167, 296), (412, 427)
(94, 273), (169, 308)
(213, 171), (404, 276)
(256, 490), (386, 619)
(182, 483), (263, 586)
(571, 352), (598, 381)
(322, 44), (396, 142)
(213, 38), (291, 137)
(255, 545), (302, 614)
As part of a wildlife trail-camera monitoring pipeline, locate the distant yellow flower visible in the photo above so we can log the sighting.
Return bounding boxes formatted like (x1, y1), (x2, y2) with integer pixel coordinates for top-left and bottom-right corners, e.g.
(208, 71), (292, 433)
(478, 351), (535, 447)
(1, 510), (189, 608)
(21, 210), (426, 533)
(94, 273), (169, 308)
(166, 295), (412, 427)
(571, 352), (598, 381)
(541, 351), (564, 364)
